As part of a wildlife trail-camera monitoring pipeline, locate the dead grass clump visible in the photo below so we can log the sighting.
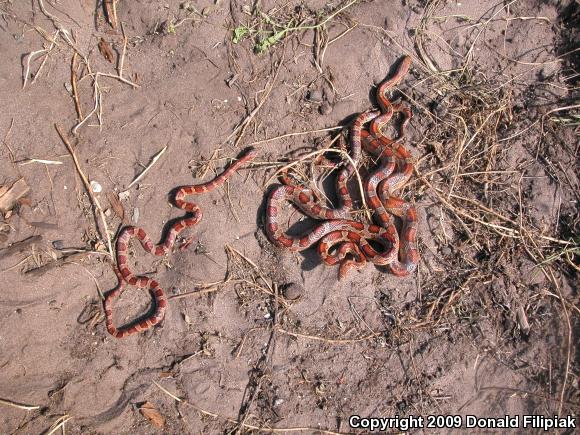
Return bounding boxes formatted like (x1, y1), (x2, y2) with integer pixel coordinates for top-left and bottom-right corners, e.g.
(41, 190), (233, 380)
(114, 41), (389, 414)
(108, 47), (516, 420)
(407, 0), (578, 415)
(411, 14), (577, 293)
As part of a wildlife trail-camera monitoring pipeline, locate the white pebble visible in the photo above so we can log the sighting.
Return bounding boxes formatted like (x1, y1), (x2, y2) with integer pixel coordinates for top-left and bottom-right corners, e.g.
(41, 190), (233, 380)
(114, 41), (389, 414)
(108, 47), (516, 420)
(90, 180), (102, 193)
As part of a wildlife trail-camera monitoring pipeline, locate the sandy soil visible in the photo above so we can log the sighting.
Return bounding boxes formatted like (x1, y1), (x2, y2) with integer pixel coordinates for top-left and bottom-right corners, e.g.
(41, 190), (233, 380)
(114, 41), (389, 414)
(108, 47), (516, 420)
(0, 0), (578, 434)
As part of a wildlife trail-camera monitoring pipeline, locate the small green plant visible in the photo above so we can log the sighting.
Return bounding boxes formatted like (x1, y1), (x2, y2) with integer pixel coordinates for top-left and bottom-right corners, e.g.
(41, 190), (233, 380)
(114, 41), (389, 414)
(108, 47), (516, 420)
(231, 0), (357, 54)
(166, 20), (177, 34)
(550, 114), (580, 126)
(255, 17), (296, 54)
(539, 237), (580, 271)
(232, 25), (250, 43)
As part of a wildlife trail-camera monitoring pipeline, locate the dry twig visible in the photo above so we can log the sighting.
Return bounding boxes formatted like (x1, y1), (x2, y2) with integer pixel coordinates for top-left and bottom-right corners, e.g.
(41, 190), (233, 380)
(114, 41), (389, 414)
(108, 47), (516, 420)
(55, 125), (114, 260)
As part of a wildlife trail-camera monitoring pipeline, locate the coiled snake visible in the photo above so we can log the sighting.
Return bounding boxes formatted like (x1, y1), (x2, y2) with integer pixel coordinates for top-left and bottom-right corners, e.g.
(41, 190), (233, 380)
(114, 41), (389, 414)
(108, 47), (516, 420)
(265, 56), (419, 278)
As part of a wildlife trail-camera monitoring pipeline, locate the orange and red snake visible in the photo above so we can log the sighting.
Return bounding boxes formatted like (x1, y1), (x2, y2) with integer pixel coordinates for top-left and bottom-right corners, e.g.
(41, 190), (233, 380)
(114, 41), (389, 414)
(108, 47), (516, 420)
(265, 56), (419, 278)
(103, 148), (257, 338)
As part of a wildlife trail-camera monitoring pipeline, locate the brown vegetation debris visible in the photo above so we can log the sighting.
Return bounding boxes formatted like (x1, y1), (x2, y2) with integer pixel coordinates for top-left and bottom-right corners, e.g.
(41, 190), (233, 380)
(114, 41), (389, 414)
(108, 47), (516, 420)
(138, 401), (166, 428)
(98, 38), (115, 63)
(0, 178), (30, 215)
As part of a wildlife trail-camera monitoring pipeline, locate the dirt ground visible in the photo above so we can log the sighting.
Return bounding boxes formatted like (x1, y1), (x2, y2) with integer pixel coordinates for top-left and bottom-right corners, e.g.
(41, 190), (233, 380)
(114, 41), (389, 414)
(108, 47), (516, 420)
(0, 0), (578, 434)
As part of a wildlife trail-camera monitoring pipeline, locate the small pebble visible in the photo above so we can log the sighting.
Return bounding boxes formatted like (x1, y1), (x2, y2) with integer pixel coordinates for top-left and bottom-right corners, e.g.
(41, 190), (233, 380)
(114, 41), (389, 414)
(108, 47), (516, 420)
(90, 180), (102, 193)
(441, 246), (452, 256)
(118, 191), (130, 201)
(132, 208), (140, 223)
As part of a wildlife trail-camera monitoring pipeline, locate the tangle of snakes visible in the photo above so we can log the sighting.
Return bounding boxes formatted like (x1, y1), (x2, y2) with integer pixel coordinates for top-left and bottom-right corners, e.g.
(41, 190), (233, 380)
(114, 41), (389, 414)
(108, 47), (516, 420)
(265, 55), (419, 279)
(103, 148), (257, 338)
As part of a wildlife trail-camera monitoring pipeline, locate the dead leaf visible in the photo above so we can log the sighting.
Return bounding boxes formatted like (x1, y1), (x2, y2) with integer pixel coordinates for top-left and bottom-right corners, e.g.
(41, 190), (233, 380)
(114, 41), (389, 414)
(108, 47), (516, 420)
(0, 179), (30, 214)
(158, 371), (173, 378)
(98, 38), (115, 63)
(106, 191), (126, 223)
(139, 401), (165, 428)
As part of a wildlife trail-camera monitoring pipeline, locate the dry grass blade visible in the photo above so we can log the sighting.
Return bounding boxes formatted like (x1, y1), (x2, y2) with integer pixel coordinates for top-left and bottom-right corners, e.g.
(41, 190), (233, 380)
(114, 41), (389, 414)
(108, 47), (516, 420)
(45, 415), (71, 435)
(419, 174), (572, 246)
(126, 145), (168, 189)
(71, 51), (83, 120)
(118, 22), (128, 77)
(0, 398), (41, 411)
(167, 282), (229, 301)
(277, 328), (378, 343)
(22, 30), (59, 88)
(245, 126), (342, 147)
(18, 158), (63, 165)
(1, 118), (16, 166)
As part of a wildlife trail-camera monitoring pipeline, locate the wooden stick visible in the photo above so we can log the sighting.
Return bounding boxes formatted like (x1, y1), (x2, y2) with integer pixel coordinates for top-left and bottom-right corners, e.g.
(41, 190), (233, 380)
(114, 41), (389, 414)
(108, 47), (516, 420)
(55, 125), (114, 260)
(71, 51), (83, 120)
